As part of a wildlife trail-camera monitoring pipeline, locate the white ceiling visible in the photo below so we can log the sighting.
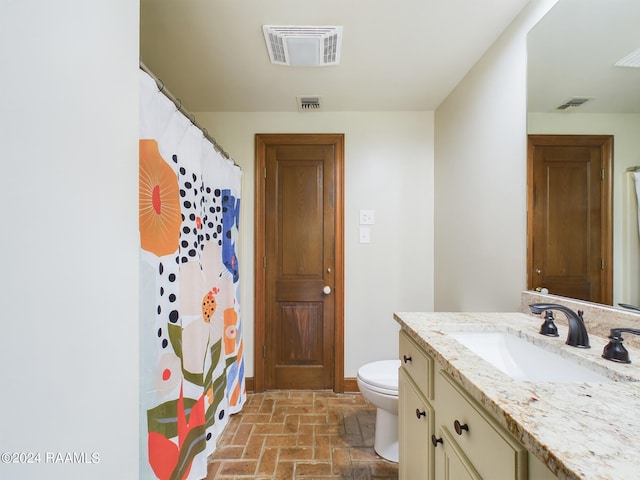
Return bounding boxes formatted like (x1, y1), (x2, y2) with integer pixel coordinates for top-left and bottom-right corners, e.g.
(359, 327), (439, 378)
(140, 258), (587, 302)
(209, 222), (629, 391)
(140, 0), (530, 113)
(527, 0), (640, 114)
(140, 1), (640, 115)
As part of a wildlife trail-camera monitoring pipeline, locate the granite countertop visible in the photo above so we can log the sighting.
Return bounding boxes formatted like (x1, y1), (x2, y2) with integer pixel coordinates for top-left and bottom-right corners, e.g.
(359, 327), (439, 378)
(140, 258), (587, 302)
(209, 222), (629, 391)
(394, 311), (640, 480)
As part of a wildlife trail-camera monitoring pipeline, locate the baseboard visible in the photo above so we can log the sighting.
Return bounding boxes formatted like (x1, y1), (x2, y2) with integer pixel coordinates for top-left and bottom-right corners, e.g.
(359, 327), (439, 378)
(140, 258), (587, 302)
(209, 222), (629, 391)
(343, 377), (359, 392)
(245, 376), (255, 393)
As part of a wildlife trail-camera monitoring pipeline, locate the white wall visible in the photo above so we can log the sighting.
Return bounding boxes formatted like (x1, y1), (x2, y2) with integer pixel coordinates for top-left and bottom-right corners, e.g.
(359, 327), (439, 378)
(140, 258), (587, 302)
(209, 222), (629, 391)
(433, 0), (558, 311)
(0, 2), (139, 479)
(529, 113), (640, 305)
(195, 111), (434, 376)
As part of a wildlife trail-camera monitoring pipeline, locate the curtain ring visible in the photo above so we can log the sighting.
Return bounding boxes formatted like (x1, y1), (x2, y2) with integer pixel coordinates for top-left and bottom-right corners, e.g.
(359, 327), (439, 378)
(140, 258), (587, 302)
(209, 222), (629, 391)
(174, 98), (182, 111)
(157, 78), (164, 93)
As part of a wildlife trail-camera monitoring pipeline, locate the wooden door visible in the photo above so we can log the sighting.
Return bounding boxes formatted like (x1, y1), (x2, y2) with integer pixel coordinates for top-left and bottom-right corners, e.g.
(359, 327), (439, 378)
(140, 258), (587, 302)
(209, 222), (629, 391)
(255, 134), (344, 391)
(527, 135), (613, 304)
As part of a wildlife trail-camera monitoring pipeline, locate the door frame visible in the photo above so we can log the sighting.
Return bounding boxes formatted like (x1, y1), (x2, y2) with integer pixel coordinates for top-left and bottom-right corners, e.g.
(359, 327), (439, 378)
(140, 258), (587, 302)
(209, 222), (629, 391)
(526, 134), (613, 304)
(254, 133), (345, 392)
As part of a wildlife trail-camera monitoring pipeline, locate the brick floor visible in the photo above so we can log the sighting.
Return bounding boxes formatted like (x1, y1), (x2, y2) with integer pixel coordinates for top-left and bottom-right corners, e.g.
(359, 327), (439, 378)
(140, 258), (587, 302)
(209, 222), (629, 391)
(205, 391), (399, 480)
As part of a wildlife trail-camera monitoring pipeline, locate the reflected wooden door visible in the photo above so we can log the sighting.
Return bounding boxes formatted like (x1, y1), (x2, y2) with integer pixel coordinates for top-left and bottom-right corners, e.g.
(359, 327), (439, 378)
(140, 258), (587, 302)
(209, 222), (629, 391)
(255, 134), (344, 391)
(527, 135), (613, 304)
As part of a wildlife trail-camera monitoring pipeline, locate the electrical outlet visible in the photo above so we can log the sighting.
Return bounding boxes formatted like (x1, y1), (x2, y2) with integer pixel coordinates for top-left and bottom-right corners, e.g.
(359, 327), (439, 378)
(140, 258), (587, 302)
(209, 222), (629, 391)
(359, 209), (375, 225)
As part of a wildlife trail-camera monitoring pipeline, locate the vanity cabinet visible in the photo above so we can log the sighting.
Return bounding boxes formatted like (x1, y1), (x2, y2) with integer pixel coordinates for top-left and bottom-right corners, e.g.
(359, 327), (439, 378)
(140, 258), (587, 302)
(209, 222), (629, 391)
(399, 330), (556, 480)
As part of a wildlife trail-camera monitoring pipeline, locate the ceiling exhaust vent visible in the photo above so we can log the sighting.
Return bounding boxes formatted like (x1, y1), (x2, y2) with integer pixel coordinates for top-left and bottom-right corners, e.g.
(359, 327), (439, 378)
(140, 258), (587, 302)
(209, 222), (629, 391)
(263, 25), (343, 66)
(297, 96), (322, 111)
(556, 97), (593, 111)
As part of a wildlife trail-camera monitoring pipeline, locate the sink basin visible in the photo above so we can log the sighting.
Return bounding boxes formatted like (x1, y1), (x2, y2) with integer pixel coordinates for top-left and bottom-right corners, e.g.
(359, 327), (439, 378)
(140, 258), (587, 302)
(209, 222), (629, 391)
(450, 331), (612, 382)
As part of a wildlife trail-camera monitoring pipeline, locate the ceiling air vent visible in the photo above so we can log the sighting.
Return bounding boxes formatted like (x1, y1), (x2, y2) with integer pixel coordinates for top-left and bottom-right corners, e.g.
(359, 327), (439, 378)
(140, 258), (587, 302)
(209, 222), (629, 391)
(263, 25), (343, 66)
(556, 97), (593, 111)
(297, 96), (322, 111)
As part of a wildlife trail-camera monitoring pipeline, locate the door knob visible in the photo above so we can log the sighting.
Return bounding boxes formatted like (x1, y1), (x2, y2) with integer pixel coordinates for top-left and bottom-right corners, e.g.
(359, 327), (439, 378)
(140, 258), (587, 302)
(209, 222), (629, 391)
(323, 285), (331, 295)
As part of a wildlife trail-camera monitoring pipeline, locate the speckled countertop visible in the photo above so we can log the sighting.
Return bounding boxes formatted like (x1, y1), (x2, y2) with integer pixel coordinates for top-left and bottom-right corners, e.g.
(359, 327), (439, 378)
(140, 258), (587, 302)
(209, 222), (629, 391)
(394, 310), (640, 480)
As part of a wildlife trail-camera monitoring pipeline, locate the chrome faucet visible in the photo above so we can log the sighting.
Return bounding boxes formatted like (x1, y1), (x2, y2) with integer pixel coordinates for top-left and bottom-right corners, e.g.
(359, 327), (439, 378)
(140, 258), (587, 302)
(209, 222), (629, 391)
(602, 328), (640, 363)
(529, 303), (590, 348)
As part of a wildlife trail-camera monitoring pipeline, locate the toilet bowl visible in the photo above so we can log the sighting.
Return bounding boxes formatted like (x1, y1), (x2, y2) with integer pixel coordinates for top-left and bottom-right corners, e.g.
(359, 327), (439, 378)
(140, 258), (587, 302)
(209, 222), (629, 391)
(356, 359), (400, 463)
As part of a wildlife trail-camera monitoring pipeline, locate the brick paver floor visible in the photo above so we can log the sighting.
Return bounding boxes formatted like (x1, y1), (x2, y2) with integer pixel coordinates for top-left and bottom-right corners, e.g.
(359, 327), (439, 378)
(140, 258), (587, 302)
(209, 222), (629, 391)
(206, 390), (398, 479)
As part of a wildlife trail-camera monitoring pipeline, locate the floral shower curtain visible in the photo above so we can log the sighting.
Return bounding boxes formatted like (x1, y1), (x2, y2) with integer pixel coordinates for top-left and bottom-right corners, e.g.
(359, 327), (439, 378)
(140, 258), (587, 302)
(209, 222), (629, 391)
(138, 69), (245, 480)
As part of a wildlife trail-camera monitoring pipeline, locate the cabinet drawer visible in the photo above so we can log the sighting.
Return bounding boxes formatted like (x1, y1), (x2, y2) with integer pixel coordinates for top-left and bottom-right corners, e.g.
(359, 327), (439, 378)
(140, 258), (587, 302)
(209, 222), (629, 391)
(435, 370), (527, 480)
(399, 330), (434, 399)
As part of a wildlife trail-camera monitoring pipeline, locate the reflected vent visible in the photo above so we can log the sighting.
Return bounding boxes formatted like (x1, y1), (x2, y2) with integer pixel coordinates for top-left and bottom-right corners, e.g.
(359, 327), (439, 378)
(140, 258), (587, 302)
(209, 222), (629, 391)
(615, 47), (640, 68)
(297, 96), (322, 111)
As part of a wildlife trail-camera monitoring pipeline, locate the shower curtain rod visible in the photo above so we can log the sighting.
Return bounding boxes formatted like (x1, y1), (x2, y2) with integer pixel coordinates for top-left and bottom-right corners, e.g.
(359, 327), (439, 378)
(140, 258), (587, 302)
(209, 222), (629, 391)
(627, 166), (640, 172)
(140, 62), (240, 169)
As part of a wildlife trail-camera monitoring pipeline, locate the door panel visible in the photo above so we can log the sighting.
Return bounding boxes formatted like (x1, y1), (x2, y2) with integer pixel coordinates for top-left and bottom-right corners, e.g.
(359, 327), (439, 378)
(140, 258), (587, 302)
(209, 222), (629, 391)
(279, 303), (323, 363)
(527, 135), (612, 304)
(255, 134), (344, 391)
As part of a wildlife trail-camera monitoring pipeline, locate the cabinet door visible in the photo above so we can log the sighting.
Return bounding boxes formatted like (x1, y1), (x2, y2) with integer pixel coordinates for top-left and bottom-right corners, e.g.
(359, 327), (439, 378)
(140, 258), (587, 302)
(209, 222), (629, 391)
(434, 428), (481, 480)
(399, 368), (434, 480)
(435, 371), (527, 479)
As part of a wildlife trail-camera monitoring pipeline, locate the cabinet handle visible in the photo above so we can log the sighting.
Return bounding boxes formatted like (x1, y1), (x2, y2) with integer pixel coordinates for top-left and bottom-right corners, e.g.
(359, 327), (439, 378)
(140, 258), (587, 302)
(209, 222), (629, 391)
(403, 354), (412, 363)
(454, 419), (469, 435)
(431, 434), (443, 447)
(415, 409), (426, 419)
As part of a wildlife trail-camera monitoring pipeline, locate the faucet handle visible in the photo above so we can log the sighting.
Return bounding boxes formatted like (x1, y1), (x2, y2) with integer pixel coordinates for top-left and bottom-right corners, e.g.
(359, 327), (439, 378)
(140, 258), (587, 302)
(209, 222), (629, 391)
(602, 328), (640, 363)
(539, 310), (559, 337)
(602, 330), (631, 363)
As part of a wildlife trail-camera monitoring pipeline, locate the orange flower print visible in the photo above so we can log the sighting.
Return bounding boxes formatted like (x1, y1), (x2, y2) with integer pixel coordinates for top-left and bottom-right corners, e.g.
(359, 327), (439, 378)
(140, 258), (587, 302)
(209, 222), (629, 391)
(223, 307), (238, 355)
(139, 140), (181, 256)
(201, 288), (218, 323)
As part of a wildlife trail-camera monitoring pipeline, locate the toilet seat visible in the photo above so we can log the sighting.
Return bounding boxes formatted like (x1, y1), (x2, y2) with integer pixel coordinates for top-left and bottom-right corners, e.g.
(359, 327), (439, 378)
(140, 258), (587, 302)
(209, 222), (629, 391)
(357, 360), (400, 395)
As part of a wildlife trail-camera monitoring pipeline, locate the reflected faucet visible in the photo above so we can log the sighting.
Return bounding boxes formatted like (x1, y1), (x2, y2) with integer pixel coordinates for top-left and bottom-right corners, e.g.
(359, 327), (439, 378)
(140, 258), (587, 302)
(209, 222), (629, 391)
(529, 303), (590, 348)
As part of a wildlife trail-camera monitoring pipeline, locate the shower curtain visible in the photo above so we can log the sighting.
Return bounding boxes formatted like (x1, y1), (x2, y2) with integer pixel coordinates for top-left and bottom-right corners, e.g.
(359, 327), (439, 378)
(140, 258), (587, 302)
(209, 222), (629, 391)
(139, 69), (245, 480)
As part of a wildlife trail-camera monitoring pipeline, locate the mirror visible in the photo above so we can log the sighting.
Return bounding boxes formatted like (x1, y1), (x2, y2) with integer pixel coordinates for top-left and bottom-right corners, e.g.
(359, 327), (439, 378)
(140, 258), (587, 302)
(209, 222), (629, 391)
(527, 0), (640, 308)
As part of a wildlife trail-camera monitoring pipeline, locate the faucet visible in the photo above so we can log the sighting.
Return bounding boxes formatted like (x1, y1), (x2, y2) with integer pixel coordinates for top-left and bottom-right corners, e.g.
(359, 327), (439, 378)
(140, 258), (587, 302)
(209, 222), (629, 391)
(602, 328), (640, 363)
(529, 303), (590, 348)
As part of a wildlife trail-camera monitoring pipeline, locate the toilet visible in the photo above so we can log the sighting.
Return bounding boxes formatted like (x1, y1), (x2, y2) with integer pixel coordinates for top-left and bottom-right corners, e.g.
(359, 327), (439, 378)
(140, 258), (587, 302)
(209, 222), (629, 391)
(356, 359), (401, 463)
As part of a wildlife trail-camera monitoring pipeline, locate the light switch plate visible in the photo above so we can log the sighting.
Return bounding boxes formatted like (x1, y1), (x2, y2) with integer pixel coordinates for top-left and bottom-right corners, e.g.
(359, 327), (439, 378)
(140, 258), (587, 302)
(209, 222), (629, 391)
(359, 227), (370, 243)
(359, 209), (375, 225)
